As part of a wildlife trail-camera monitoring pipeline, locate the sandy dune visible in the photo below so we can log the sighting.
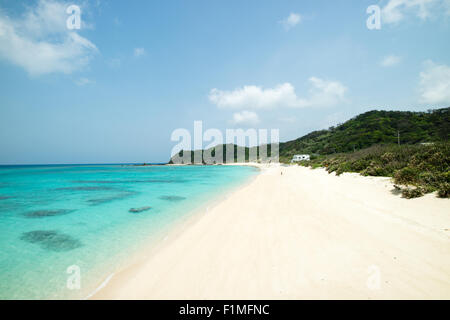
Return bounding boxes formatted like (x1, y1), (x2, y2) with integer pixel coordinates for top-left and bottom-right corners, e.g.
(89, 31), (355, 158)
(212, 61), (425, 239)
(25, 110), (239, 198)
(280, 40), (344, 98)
(94, 165), (450, 299)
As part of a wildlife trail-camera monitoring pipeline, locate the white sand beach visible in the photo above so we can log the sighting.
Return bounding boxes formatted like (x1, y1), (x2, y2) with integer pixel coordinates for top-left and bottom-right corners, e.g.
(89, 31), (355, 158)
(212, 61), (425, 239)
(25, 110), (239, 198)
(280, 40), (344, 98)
(94, 164), (450, 300)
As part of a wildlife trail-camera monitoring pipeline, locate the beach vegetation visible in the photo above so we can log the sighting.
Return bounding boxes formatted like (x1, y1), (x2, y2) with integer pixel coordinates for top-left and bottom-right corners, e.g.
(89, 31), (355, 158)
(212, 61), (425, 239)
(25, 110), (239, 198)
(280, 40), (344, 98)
(300, 142), (450, 198)
(401, 187), (425, 199)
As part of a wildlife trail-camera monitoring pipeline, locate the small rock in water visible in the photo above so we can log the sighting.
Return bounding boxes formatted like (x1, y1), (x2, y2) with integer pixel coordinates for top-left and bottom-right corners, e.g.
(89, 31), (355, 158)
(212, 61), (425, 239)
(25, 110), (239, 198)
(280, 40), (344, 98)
(129, 206), (152, 213)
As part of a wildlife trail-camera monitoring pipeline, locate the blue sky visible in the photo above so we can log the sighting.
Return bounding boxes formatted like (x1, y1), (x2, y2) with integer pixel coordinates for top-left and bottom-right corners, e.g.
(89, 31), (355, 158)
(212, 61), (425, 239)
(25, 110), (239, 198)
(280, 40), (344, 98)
(0, 0), (449, 164)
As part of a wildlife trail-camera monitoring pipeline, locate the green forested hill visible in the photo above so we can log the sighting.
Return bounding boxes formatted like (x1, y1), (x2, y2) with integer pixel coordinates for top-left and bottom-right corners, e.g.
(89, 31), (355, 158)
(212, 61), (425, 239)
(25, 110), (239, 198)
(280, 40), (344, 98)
(169, 107), (449, 164)
(279, 107), (449, 159)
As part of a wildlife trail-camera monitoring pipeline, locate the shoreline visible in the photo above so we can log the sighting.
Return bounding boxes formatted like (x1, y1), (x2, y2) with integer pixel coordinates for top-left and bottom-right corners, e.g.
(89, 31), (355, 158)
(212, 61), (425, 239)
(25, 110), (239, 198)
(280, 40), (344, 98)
(93, 164), (450, 299)
(87, 164), (262, 300)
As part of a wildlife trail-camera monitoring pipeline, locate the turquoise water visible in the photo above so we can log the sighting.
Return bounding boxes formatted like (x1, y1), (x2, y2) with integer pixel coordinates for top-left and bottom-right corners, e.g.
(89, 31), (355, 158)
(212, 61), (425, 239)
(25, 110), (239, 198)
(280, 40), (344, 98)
(0, 164), (258, 299)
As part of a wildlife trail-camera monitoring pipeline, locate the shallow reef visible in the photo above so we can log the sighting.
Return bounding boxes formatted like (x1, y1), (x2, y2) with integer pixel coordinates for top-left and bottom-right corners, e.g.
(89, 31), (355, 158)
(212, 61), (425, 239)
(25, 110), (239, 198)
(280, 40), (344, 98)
(55, 186), (114, 191)
(87, 192), (136, 206)
(23, 209), (75, 218)
(20, 230), (82, 252)
(129, 206), (152, 213)
(158, 195), (187, 202)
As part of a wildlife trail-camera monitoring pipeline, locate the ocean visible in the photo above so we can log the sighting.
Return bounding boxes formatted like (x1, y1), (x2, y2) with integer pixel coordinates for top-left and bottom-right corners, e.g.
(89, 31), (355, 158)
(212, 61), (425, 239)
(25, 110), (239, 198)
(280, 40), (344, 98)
(0, 164), (258, 299)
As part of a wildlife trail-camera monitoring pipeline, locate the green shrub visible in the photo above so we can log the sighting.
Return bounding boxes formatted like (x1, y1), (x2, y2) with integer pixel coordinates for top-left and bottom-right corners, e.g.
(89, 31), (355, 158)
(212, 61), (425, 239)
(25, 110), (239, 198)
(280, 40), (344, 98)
(327, 164), (339, 174)
(402, 187), (424, 199)
(443, 171), (450, 183)
(351, 159), (370, 171)
(437, 183), (450, 198)
(311, 163), (322, 169)
(361, 165), (387, 177)
(394, 167), (419, 186)
(381, 152), (395, 163)
(418, 171), (437, 185)
(303, 142), (449, 198)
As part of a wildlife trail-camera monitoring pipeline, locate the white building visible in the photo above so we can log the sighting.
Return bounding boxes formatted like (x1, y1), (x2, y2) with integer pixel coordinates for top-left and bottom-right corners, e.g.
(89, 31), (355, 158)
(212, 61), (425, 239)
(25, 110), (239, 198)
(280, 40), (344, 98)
(291, 154), (310, 162)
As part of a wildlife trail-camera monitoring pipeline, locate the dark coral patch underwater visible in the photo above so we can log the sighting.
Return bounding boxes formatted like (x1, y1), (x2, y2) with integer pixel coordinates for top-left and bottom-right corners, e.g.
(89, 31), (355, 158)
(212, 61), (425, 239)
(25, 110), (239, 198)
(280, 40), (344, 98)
(55, 186), (114, 191)
(158, 195), (186, 202)
(72, 179), (187, 184)
(129, 206), (152, 213)
(23, 209), (75, 218)
(87, 191), (137, 206)
(20, 230), (82, 252)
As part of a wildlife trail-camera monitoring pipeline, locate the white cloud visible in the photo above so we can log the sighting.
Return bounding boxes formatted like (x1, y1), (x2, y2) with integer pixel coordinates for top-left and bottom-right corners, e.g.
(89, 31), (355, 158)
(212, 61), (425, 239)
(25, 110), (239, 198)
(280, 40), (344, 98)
(381, 0), (449, 24)
(134, 47), (145, 57)
(420, 60), (450, 105)
(380, 54), (402, 67)
(0, 0), (97, 76)
(307, 77), (348, 107)
(280, 13), (301, 30)
(209, 78), (347, 110)
(232, 111), (260, 126)
(210, 83), (299, 109)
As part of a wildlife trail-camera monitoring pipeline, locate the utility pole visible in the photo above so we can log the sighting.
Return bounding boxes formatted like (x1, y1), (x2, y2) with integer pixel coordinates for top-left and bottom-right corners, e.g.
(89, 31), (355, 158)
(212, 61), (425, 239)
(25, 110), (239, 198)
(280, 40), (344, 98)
(397, 131), (400, 146)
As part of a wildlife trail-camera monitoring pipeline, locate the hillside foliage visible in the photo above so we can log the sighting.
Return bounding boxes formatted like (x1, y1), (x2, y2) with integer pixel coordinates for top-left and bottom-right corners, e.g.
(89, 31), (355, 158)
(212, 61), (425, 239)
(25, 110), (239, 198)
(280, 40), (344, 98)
(279, 108), (449, 160)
